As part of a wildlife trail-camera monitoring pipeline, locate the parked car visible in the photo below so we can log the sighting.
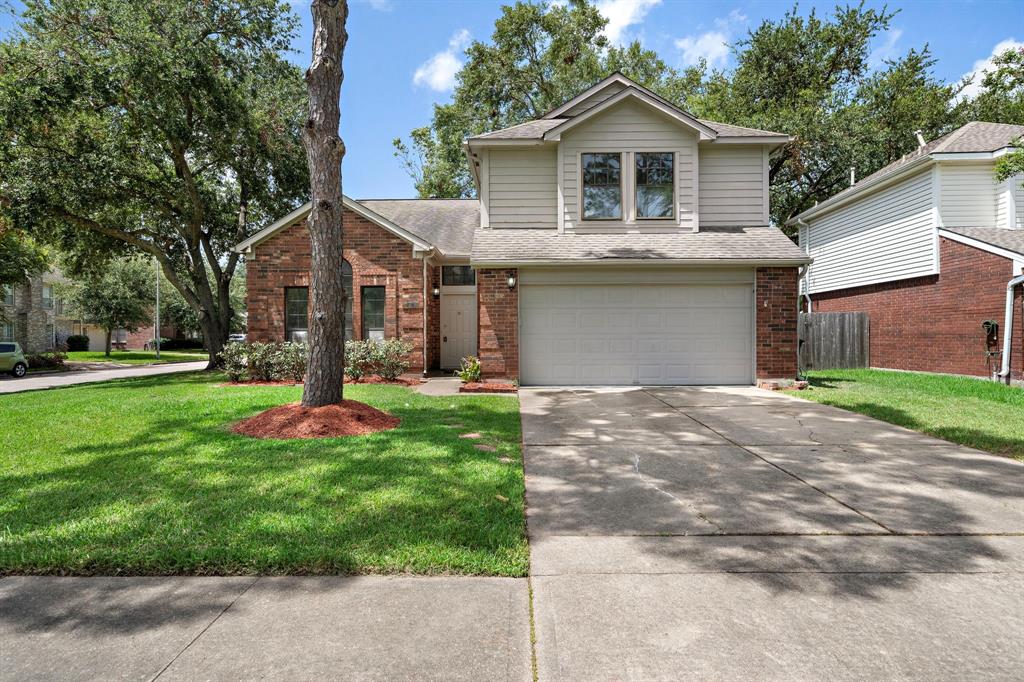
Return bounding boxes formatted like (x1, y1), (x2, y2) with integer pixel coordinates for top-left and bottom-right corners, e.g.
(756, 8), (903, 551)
(228, 333), (247, 343)
(0, 342), (28, 378)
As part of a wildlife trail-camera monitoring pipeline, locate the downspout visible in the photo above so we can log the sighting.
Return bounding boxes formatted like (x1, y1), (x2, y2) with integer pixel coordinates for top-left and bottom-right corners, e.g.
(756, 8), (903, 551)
(422, 257), (430, 378)
(997, 273), (1024, 382)
(796, 218), (812, 312)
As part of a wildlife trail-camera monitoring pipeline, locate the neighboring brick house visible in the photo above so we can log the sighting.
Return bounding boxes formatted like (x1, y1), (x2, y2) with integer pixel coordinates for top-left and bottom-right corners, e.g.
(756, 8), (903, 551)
(793, 121), (1024, 382)
(238, 73), (808, 385)
(1, 270), (84, 352)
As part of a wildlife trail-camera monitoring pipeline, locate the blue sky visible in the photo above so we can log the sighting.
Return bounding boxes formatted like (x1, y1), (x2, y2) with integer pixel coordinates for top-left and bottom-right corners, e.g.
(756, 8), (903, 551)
(3, 1), (1022, 198)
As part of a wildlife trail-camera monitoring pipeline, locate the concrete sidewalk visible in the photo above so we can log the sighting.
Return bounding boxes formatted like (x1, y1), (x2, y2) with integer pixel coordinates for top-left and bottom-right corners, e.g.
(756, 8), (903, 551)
(0, 576), (531, 681)
(0, 361), (208, 394)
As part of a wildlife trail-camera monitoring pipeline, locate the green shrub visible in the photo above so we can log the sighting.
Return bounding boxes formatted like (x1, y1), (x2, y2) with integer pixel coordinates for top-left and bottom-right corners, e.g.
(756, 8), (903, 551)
(218, 343), (248, 382)
(455, 355), (481, 383)
(26, 350), (67, 369)
(161, 338), (205, 350)
(344, 339), (376, 381)
(276, 342), (308, 382)
(65, 335), (89, 352)
(376, 338), (413, 380)
(246, 342), (278, 382)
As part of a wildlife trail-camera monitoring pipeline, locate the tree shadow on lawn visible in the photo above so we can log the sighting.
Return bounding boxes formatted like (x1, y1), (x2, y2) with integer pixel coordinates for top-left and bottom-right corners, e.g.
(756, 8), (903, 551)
(0, 390), (528, 580)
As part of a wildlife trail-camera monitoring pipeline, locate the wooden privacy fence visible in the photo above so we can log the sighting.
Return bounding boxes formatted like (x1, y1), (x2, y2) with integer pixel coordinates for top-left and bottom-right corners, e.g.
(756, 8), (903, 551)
(798, 312), (870, 372)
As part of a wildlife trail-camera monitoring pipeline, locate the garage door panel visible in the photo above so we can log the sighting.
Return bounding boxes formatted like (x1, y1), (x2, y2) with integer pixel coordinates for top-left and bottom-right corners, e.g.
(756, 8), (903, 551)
(520, 279), (753, 386)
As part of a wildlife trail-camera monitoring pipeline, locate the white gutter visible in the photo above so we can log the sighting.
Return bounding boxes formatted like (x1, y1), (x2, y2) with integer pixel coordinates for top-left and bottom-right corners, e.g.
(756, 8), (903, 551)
(997, 273), (1024, 381)
(470, 257), (812, 268)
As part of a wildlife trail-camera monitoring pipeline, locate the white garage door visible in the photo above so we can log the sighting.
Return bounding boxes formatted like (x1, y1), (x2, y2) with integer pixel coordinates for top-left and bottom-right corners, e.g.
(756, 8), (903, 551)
(520, 272), (754, 386)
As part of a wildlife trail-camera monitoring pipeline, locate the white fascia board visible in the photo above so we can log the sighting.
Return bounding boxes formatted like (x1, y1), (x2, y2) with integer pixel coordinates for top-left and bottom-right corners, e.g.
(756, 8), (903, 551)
(471, 257), (811, 268)
(788, 156), (934, 226)
(938, 229), (1024, 262)
(930, 149), (1010, 160)
(234, 196), (434, 255)
(543, 88), (717, 142)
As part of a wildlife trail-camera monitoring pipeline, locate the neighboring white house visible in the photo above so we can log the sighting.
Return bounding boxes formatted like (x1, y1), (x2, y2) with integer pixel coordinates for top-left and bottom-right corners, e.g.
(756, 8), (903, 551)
(790, 121), (1024, 380)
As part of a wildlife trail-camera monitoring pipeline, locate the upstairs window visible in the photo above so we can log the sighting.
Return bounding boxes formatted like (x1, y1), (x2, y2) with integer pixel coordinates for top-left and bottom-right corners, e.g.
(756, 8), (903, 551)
(581, 153), (622, 220)
(2, 285), (13, 306)
(42, 284), (53, 309)
(635, 152), (674, 219)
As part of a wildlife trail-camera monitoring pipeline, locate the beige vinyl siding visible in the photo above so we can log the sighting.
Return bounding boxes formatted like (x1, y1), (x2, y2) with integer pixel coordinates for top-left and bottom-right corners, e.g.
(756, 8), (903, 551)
(699, 145), (767, 226)
(486, 147), (558, 229)
(801, 168), (936, 294)
(560, 98), (697, 231)
(561, 80), (628, 117)
(938, 163), (998, 228)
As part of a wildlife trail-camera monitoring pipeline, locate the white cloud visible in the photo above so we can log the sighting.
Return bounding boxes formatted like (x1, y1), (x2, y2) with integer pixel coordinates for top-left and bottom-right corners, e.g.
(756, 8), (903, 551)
(959, 38), (1023, 100)
(413, 29), (471, 92)
(366, 0), (394, 11)
(674, 9), (747, 68)
(596, 0), (661, 46)
(868, 28), (903, 68)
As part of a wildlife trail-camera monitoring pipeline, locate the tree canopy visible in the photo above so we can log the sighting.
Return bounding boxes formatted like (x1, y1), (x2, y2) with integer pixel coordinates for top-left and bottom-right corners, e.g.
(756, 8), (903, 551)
(0, 0), (309, 367)
(58, 258), (156, 355)
(395, 1), (1014, 231)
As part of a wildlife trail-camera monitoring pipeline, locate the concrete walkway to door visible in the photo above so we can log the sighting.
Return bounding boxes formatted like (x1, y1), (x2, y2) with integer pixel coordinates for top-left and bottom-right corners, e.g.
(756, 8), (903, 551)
(521, 386), (1024, 681)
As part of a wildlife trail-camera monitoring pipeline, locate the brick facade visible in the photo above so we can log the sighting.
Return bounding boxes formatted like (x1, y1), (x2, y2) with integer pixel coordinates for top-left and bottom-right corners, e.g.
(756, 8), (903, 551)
(756, 267), (800, 380)
(477, 268), (518, 379)
(812, 237), (1024, 380)
(246, 211), (429, 372)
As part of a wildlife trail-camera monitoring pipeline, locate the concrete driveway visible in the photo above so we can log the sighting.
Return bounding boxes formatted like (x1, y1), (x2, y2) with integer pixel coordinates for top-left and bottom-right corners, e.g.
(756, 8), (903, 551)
(521, 386), (1024, 681)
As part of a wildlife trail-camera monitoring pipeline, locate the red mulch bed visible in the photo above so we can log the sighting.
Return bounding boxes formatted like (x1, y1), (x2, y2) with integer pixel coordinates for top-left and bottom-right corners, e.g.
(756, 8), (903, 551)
(345, 376), (421, 386)
(459, 382), (518, 394)
(231, 401), (400, 439)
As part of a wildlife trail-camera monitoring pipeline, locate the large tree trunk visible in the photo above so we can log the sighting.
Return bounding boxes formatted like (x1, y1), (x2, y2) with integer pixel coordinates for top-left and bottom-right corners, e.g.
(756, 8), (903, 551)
(300, 0), (348, 408)
(104, 329), (112, 357)
(200, 315), (227, 371)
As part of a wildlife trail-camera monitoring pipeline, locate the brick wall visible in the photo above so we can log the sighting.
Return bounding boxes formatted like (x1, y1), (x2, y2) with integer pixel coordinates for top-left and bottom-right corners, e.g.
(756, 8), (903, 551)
(813, 237), (1024, 380)
(426, 266), (441, 370)
(756, 267), (799, 380)
(477, 268), (518, 379)
(246, 211), (428, 372)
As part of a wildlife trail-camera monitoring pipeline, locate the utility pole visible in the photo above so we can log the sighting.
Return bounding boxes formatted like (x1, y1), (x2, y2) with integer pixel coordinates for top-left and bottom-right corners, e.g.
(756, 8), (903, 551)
(154, 257), (161, 360)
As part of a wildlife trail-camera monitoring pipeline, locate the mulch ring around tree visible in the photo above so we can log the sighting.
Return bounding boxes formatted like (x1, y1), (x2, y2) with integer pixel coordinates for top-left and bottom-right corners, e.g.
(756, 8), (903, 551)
(231, 401), (400, 439)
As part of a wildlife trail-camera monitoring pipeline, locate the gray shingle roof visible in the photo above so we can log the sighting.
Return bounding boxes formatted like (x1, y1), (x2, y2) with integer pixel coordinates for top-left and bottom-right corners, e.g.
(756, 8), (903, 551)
(794, 122), (1024, 223)
(470, 226), (809, 264)
(360, 199), (478, 256)
(943, 227), (1024, 257)
(470, 116), (786, 141)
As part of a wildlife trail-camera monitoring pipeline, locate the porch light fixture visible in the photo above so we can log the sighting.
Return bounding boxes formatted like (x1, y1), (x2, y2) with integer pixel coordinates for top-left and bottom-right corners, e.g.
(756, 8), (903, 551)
(432, 286), (440, 299)
(507, 274), (517, 290)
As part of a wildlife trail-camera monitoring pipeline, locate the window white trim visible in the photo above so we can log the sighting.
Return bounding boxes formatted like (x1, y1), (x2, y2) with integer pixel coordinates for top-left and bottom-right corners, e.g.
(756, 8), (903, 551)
(579, 151), (625, 222)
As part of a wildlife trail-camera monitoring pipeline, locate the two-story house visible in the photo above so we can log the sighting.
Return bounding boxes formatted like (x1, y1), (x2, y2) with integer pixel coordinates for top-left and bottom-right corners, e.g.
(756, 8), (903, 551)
(237, 73), (809, 385)
(1, 270), (82, 352)
(792, 121), (1024, 382)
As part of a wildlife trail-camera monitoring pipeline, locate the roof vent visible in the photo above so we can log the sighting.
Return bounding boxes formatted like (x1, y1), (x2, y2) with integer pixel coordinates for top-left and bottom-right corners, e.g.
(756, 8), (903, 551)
(849, 166), (856, 186)
(914, 129), (927, 148)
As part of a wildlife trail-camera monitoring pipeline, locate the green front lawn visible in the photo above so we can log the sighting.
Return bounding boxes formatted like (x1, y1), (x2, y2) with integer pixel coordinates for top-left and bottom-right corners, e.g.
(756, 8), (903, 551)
(0, 373), (527, 576)
(66, 350), (208, 365)
(800, 369), (1024, 460)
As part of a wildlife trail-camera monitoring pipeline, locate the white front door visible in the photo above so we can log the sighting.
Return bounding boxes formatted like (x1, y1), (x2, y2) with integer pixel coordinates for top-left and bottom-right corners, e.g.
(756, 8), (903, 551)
(441, 293), (477, 369)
